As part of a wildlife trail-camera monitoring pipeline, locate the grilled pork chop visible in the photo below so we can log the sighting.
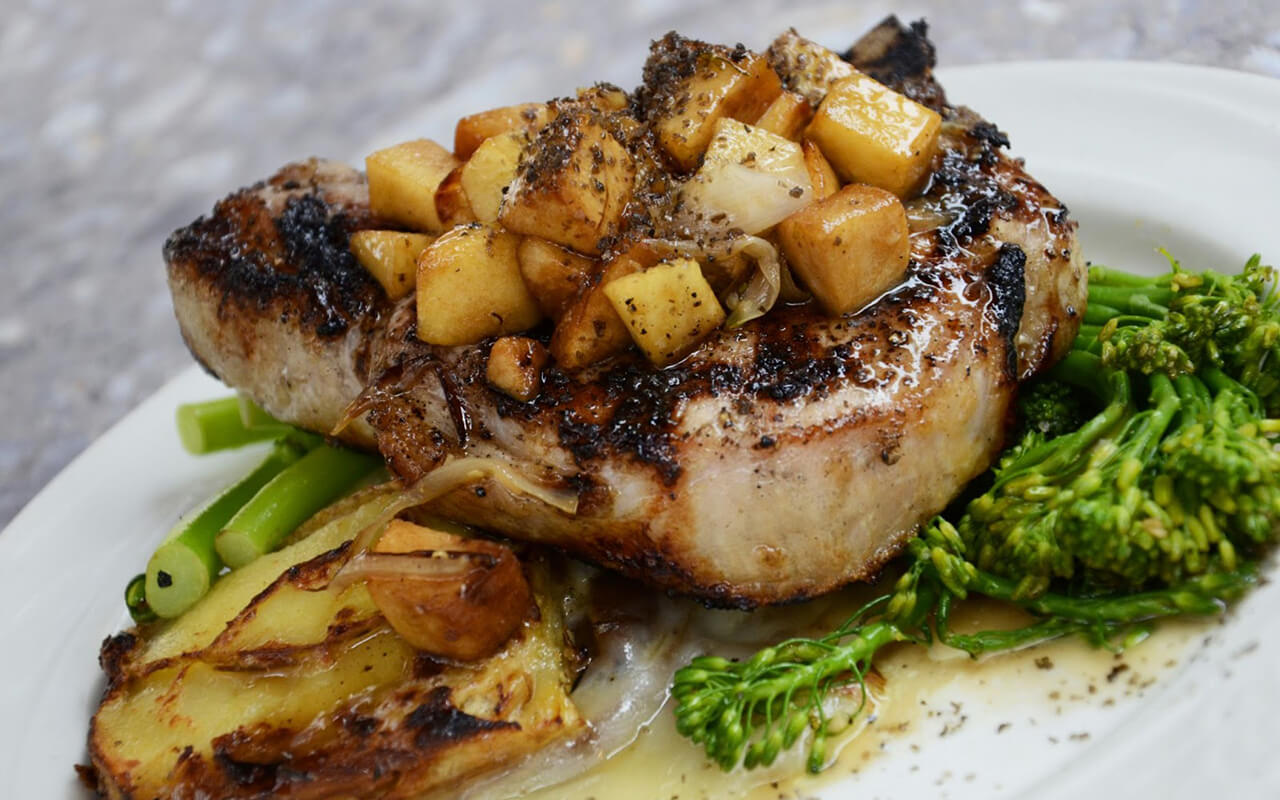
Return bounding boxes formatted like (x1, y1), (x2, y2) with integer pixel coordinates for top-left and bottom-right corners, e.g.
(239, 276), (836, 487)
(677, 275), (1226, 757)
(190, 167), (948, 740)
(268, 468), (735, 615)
(166, 19), (1084, 608)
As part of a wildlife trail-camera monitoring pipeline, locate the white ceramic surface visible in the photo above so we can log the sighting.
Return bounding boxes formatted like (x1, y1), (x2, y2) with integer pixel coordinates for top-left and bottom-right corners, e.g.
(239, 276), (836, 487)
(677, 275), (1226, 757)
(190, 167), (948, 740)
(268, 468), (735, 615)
(1, 62), (1278, 798)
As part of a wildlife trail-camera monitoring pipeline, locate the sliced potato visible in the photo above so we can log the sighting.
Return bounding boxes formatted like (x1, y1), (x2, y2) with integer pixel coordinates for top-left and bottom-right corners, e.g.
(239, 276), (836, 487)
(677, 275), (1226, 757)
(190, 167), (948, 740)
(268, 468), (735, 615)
(651, 47), (782, 171)
(486, 336), (550, 402)
(603, 258), (726, 367)
(366, 520), (533, 661)
(499, 109), (635, 255)
(416, 224), (542, 346)
(802, 139), (840, 201)
(765, 29), (855, 107)
(460, 132), (525, 222)
(805, 71), (941, 197)
(680, 118), (812, 235)
(549, 253), (647, 370)
(776, 183), (910, 315)
(434, 163), (477, 228)
(517, 236), (599, 318)
(454, 102), (552, 159)
(349, 230), (435, 300)
(366, 139), (459, 233)
(754, 91), (813, 141)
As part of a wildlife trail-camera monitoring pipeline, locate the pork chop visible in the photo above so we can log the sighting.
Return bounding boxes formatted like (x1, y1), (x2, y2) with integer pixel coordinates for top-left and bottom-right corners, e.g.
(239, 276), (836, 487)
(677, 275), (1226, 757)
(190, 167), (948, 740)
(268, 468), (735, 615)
(165, 18), (1085, 608)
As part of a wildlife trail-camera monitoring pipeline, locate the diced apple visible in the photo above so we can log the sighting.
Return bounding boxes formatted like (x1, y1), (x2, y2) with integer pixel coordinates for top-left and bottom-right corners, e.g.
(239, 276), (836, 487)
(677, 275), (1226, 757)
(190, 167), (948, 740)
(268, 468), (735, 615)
(603, 258), (726, 367)
(415, 224), (542, 346)
(776, 183), (910, 316)
(486, 336), (550, 402)
(549, 253), (648, 370)
(765, 30), (855, 107)
(454, 103), (551, 159)
(349, 230), (435, 300)
(754, 91), (813, 141)
(434, 164), (476, 228)
(679, 118), (812, 235)
(802, 139), (840, 200)
(576, 84), (629, 112)
(805, 71), (941, 197)
(517, 236), (599, 319)
(460, 132), (525, 223)
(366, 139), (459, 233)
(648, 40), (783, 171)
(499, 110), (635, 255)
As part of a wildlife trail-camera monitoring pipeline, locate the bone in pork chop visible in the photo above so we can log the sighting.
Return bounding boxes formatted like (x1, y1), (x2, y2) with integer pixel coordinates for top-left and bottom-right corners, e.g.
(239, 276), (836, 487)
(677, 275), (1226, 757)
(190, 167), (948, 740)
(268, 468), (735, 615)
(165, 18), (1085, 608)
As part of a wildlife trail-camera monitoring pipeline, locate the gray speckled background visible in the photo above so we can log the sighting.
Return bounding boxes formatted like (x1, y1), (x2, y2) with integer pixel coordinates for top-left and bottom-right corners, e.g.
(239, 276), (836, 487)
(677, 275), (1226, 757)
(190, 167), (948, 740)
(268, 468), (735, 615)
(3, 0), (1279, 528)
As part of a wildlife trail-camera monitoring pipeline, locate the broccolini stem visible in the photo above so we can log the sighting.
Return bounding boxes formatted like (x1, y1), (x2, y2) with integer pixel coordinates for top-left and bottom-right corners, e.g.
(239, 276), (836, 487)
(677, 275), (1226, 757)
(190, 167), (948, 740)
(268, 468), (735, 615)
(215, 443), (383, 569)
(145, 439), (310, 618)
(125, 573), (157, 624)
(176, 397), (285, 454)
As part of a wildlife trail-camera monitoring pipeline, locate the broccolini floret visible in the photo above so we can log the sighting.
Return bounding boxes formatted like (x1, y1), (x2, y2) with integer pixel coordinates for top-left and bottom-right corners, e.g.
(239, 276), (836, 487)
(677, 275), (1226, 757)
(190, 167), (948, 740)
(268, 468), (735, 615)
(673, 254), (1280, 773)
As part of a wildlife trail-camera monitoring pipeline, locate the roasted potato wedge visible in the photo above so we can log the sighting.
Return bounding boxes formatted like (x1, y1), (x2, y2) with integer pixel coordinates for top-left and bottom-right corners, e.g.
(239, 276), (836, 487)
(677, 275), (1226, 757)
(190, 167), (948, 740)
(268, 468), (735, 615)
(777, 183), (910, 315)
(366, 138), (459, 233)
(416, 223), (542, 346)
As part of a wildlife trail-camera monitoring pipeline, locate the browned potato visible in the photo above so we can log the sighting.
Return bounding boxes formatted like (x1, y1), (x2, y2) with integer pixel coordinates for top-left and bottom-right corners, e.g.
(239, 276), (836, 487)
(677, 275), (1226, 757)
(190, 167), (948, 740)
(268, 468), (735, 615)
(802, 139), (840, 200)
(499, 110), (635, 255)
(365, 520), (533, 661)
(549, 253), (647, 370)
(603, 258), (726, 367)
(454, 102), (551, 159)
(486, 336), (550, 401)
(349, 230), (435, 300)
(776, 183), (910, 315)
(651, 46), (782, 171)
(460, 132), (525, 223)
(805, 71), (941, 197)
(766, 30), (855, 107)
(366, 139), (459, 233)
(754, 91), (813, 141)
(434, 163), (477, 228)
(416, 224), (542, 345)
(517, 236), (599, 318)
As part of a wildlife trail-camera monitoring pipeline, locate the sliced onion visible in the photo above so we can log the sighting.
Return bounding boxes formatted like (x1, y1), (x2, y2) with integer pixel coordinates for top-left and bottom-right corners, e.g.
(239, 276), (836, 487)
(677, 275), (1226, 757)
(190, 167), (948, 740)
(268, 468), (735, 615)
(680, 161), (812, 236)
(328, 550), (485, 594)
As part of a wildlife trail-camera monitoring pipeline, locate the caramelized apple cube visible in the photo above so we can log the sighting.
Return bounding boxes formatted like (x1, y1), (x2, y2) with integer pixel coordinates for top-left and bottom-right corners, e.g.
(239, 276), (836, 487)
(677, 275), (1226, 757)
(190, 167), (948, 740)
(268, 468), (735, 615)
(366, 139), (459, 233)
(415, 223), (541, 346)
(805, 71), (941, 197)
(649, 43), (783, 171)
(549, 254), (646, 370)
(517, 236), (599, 319)
(603, 258), (725, 367)
(499, 110), (635, 255)
(680, 118), (812, 235)
(459, 132), (525, 223)
(765, 30), (855, 107)
(349, 230), (435, 300)
(802, 139), (840, 200)
(776, 183), (910, 316)
(454, 102), (551, 159)
(486, 336), (550, 402)
(754, 91), (813, 141)
(434, 164), (476, 228)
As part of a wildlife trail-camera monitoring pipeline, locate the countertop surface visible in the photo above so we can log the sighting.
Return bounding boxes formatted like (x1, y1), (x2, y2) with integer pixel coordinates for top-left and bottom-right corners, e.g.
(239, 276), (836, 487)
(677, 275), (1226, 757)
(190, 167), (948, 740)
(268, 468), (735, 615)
(3, 0), (1279, 528)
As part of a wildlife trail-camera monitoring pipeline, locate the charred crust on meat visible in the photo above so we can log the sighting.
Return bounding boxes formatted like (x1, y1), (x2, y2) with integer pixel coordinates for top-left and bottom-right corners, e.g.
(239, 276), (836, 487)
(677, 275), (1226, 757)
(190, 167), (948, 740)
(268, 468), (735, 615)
(165, 160), (387, 339)
(844, 16), (945, 110)
(986, 243), (1028, 379)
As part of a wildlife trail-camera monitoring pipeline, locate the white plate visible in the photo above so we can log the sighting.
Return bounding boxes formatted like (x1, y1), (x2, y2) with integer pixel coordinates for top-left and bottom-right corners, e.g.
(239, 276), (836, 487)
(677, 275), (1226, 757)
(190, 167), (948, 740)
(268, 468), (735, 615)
(2, 62), (1279, 799)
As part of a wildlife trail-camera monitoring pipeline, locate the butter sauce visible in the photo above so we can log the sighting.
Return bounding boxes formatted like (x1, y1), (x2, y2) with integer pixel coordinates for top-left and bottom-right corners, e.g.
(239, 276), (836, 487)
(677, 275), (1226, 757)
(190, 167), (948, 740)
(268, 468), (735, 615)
(509, 591), (1209, 800)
